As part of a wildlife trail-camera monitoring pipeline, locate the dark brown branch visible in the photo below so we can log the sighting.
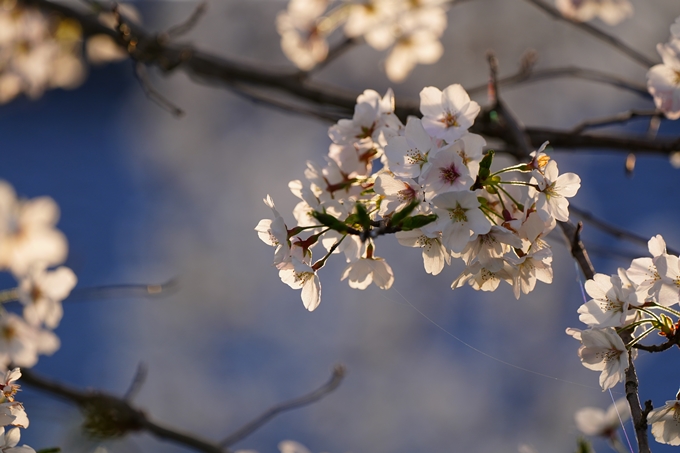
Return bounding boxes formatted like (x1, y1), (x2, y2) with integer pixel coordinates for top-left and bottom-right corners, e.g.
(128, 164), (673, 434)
(523, 0), (656, 68)
(557, 221), (650, 453)
(163, 1), (208, 39)
(569, 205), (680, 256)
(20, 368), (225, 453)
(466, 65), (650, 99)
(219, 365), (345, 448)
(570, 109), (660, 134)
(19, 0), (680, 157)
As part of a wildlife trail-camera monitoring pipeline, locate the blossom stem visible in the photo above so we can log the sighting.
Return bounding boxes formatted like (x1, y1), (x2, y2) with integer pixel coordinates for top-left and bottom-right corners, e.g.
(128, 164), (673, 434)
(499, 180), (540, 190)
(490, 164), (525, 176)
(312, 235), (346, 270)
(626, 327), (656, 349)
(651, 303), (680, 318)
(497, 185), (524, 211)
(635, 306), (663, 323)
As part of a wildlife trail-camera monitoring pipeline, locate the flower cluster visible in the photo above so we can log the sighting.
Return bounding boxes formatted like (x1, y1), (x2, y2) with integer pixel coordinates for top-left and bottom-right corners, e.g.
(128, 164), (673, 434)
(256, 84), (581, 311)
(0, 2), (135, 104)
(567, 234), (680, 444)
(0, 181), (76, 370)
(277, 0), (448, 81)
(555, 0), (633, 25)
(647, 16), (680, 120)
(0, 368), (35, 453)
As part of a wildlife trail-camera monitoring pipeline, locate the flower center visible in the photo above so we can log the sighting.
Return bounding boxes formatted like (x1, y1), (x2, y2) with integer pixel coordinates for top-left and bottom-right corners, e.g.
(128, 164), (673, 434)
(397, 183), (416, 203)
(405, 148), (427, 166)
(439, 163), (461, 185)
(440, 111), (459, 128)
(448, 205), (467, 222)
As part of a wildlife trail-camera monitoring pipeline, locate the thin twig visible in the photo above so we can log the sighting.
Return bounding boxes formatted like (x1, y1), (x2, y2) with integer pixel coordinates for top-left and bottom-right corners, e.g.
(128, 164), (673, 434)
(19, 0), (680, 156)
(164, 1), (208, 39)
(466, 65), (650, 99)
(570, 109), (660, 134)
(219, 365), (345, 448)
(124, 363), (148, 402)
(523, 0), (656, 68)
(569, 205), (680, 256)
(20, 368), (225, 453)
(134, 63), (184, 117)
(66, 278), (179, 301)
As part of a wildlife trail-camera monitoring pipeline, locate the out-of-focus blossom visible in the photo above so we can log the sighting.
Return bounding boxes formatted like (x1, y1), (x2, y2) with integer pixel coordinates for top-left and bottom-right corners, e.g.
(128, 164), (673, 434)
(575, 397), (630, 437)
(0, 313), (59, 369)
(17, 266), (77, 329)
(0, 182), (67, 277)
(648, 19), (680, 120)
(555, 0), (633, 25)
(0, 5), (86, 103)
(276, 0), (329, 71)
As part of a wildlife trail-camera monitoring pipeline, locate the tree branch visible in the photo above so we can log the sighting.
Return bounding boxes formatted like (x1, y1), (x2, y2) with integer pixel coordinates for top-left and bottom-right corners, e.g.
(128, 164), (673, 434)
(19, 0), (680, 157)
(219, 365), (345, 448)
(20, 368), (225, 453)
(522, 0), (656, 68)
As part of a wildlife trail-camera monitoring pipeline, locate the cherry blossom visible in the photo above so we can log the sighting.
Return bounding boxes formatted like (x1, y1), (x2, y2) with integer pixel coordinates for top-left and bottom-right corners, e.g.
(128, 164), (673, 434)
(384, 117), (436, 179)
(572, 327), (628, 390)
(276, 0), (329, 70)
(0, 427), (34, 453)
(17, 266), (76, 329)
(555, 0), (633, 25)
(0, 313), (59, 369)
(431, 191), (491, 253)
(627, 234), (678, 306)
(0, 182), (67, 276)
(575, 397), (630, 437)
(419, 85), (481, 144)
(578, 271), (640, 328)
(374, 172), (424, 217)
(648, 398), (680, 446)
(528, 160), (580, 223)
(647, 33), (680, 120)
(279, 258), (322, 311)
(396, 229), (450, 275)
(420, 144), (474, 198)
(341, 254), (394, 290)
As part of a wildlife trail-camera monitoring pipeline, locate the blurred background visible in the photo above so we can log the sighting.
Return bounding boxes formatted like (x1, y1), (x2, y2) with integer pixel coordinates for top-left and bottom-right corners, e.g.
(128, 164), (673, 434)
(3, 0), (680, 452)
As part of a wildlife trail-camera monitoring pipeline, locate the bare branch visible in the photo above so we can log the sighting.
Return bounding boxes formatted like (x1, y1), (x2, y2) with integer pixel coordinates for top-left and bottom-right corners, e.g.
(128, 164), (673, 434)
(625, 357), (652, 453)
(19, 368), (225, 453)
(466, 64), (650, 99)
(134, 63), (184, 117)
(219, 365), (346, 448)
(67, 278), (179, 301)
(19, 0), (680, 156)
(570, 109), (660, 134)
(569, 205), (680, 255)
(124, 363), (148, 402)
(523, 0), (656, 68)
(164, 1), (208, 39)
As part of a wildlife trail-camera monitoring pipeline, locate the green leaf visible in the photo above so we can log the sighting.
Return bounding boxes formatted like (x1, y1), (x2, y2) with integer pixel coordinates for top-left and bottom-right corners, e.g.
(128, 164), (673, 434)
(390, 200), (420, 227)
(355, 203), (371, 230)
(311, 211), (349, 233)
(400, 214), (438, 231)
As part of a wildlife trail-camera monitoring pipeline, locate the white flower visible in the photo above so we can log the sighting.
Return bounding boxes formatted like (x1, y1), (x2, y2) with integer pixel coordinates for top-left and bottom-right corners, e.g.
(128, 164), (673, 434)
(420, 142), (474, 198)
(460, 225), (523, 267)
(384, 117), (436, 179)
(431, 191), (490, 253)
(385, 29), (443, 82)
(0, 369), (20, 403)
(572, 327), (628, 390)
(451, 259), (511, 292)
(647, 36), (680, 120)
(575, 397), (630, 437)
(255, 196), (291, 269)
(0, 403), (27, 429)
(0, 313), (60, 368)
(528, 160), (580, 223)
(419, 84), (480, 144)
(504, 246), (553, 299)
(627, 235), (679, 306)
(276, 0), (329, 70)
(344, 1), (398, 50)
(0, 182), (67, 276)
(279, 258), (321, 311)
(374, 172), (424, 217)
(396, 228), (450, 275)
(0, 426), (34, 452)
(555, 0), (633, 25)
(18, 266), (76, 329)
(341, 256), (394, 290)
(578, 271), (640, 328)
(648, 399), (680, 446)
